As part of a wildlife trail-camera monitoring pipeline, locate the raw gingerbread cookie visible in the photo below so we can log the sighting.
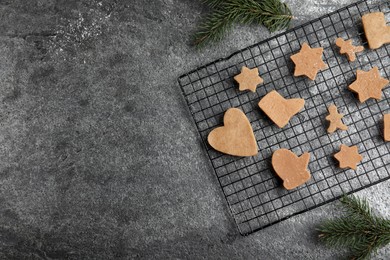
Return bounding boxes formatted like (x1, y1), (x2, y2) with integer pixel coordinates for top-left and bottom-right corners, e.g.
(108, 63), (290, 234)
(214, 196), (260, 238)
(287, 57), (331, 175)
(272, 149), (311, 190)
(258, 90), (305, 128)
(335, 38), (364, 62)
(384, 114), (390, 141)
(326, 104), (348, 133)
(208, 108), (258, 157)
(234, 66), (264, 92)
(334, 144), (363, 170)
(362, 12), (390, 49)
(290, 42), (328, 80)
(348, 66), (389, 103)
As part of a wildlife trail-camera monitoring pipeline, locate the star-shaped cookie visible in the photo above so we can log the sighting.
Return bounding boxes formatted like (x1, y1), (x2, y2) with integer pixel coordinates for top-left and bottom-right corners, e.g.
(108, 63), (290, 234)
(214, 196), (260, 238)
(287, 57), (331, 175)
(348, 67), (389, 103)
(234, 66), (264, 92)
(325, 104), (348, 133)
(290, 42), (328, 80)
(334, 144), (363, 170)
(335, 38), (364, 62)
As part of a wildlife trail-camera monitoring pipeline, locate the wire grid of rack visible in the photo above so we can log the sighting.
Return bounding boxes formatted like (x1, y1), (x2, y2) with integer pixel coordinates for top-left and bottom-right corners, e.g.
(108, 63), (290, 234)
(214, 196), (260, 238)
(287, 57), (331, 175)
(178, 0), (390, 235)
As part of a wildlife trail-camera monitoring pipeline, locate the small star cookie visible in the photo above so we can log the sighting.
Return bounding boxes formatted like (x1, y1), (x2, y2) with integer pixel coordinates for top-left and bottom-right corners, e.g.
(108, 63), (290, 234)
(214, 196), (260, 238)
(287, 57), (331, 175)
(325, 104), (348, 133)
(335, 38), (364, 62)
(348, 67), (389, 103)
(234, 66), (264, 92)
(334, 144), (363, 170)
(290, 42), (328, 80)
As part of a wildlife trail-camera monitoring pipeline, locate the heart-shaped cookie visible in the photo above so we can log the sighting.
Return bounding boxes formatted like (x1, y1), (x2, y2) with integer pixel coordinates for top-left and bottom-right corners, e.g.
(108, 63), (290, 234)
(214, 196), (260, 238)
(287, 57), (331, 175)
(208, 108), (258, 157)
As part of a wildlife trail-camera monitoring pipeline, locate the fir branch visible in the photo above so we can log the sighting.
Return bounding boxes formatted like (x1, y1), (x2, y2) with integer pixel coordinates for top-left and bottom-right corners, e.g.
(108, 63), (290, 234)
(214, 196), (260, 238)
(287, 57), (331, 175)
(202, 0), (224, 8)
(194, 0), (293, 47)
(318, 195), (390, 260)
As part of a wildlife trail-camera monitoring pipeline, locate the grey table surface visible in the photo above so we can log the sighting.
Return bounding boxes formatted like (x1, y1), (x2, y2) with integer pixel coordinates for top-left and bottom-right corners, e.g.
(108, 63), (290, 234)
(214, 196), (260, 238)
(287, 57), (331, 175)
(1, 0), (390, 259)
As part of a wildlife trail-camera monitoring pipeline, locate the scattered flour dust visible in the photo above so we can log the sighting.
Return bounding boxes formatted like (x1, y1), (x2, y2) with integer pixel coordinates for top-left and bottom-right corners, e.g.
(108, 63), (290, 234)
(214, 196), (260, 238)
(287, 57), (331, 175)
(46, 1), (117, 60)
(304, 0), (352, 15)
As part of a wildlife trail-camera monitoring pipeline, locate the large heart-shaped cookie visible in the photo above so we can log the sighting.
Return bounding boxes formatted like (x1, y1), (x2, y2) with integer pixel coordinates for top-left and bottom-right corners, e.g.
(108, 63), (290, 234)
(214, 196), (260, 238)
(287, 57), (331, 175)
(208, 108), (258, 157)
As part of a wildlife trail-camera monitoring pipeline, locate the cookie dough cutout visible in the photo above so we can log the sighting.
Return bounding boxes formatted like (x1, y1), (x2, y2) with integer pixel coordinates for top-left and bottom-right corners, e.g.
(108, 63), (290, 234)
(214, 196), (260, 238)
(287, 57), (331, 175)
(258, 90), (305, 128)
(335, 38), (364, 62)
(234, 66), (264, 92)
(326, 104), (348, 133)
(208, 108), (258, 157)
(334, 144), (363, 170)
(272, 149), (311, 190)
(362, 12), (390, 49)
(384, 114), (390, 141)
(290, 42), (328, 80)
(348, 67), (389, 103)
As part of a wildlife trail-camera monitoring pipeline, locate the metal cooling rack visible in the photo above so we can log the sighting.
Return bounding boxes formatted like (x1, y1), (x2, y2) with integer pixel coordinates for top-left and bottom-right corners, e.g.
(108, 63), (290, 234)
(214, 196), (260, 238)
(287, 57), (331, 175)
(178, 0), (390, 235)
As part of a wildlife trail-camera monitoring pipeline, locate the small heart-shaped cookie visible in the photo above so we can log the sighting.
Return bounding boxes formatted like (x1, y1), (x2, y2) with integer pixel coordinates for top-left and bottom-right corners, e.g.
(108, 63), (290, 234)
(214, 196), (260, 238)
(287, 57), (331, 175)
(208, 108), (258, 157)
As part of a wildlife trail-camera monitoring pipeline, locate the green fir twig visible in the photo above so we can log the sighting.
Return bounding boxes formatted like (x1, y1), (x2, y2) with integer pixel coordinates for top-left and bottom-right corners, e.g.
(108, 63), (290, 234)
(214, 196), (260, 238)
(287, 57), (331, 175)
(201, 0), (224, 8)
(318, 195), (390, 260)
(194, 0), (293, 48)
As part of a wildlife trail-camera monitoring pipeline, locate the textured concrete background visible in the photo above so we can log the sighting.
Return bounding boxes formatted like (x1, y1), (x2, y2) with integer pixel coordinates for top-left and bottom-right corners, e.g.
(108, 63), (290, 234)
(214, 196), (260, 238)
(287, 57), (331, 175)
(0, 0), (389, 259)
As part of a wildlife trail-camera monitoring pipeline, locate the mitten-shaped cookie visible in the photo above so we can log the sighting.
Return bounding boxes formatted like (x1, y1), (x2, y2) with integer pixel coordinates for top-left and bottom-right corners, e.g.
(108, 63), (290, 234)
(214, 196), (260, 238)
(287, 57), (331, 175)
(272, 149), (311, 190)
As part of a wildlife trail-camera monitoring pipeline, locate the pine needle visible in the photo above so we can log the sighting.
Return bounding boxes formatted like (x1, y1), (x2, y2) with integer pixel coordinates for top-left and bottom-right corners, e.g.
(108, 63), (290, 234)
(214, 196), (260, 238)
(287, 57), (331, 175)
(194, 0), (293, 48)
(318, 195), (390, 260)
(201, 0), (224, 8)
